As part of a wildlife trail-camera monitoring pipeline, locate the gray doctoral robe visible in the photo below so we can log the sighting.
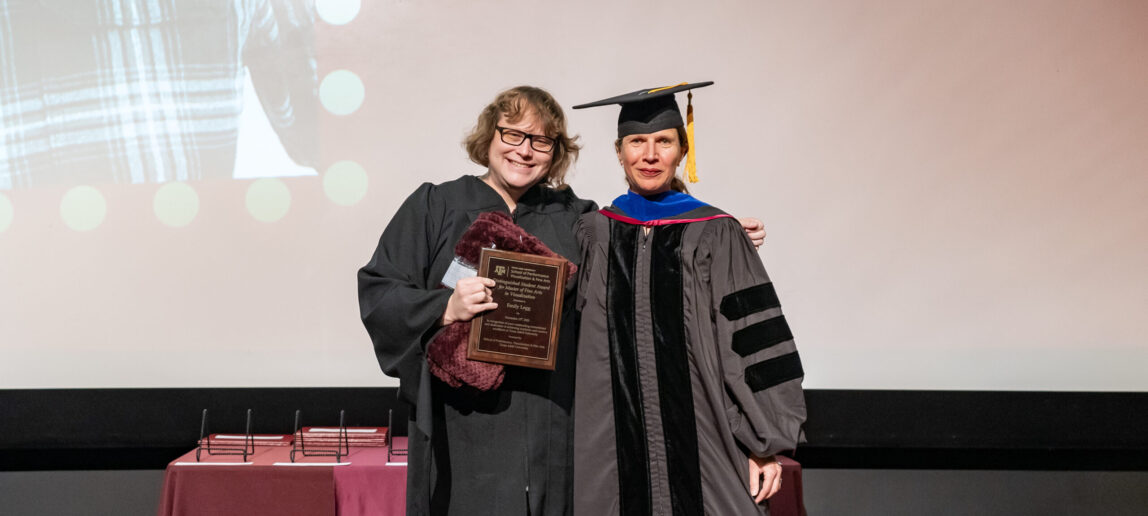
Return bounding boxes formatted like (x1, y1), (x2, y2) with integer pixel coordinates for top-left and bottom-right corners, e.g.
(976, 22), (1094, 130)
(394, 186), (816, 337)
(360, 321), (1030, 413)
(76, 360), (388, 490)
(573, 203), (806, 516)
(358, 175), (596, 515)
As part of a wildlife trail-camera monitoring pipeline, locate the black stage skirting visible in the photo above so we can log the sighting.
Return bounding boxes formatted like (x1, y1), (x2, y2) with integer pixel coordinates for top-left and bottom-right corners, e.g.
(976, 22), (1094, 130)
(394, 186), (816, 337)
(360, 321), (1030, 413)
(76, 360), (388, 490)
(1, 388), (1146, 471)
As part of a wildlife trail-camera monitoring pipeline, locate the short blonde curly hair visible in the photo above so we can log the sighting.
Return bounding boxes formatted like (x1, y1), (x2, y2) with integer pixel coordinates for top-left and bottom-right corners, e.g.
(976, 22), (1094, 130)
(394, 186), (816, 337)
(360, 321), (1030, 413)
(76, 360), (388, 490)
(464, 86), (581, 189)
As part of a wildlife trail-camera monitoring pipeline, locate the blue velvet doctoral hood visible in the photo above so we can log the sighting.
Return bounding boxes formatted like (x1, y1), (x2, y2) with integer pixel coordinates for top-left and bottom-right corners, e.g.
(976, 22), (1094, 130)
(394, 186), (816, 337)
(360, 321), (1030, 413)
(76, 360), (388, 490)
(611, 190), (710, 222)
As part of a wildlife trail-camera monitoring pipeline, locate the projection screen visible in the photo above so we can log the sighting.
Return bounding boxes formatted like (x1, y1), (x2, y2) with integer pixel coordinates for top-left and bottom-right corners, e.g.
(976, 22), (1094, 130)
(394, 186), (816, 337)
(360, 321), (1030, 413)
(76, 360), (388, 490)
(1, 0), (1145, 391)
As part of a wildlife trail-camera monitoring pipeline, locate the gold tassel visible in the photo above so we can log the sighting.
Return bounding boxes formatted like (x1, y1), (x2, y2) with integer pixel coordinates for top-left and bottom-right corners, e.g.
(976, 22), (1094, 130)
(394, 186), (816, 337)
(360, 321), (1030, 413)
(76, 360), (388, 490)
(686, 91), (698, 183)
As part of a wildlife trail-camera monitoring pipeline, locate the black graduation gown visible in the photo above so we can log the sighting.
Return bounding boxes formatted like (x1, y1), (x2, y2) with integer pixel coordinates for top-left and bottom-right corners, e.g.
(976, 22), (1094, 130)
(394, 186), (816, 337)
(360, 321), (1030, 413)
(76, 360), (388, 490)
(358, 175), (596, 516)
(573, 203), (806, 516)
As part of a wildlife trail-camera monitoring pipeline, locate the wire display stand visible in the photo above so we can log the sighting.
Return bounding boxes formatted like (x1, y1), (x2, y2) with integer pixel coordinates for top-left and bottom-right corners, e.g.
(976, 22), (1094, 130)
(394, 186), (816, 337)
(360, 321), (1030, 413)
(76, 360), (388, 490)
(290, 409), (349, 463)
(386, 409), (407, 464)
(196, 408), (255, 462)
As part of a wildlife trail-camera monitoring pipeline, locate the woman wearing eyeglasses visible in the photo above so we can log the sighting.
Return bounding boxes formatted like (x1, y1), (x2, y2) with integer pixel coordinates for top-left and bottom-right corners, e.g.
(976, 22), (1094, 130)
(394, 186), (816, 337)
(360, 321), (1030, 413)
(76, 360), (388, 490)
(358, 86), (766, 515)
(358, 85), (591, 516)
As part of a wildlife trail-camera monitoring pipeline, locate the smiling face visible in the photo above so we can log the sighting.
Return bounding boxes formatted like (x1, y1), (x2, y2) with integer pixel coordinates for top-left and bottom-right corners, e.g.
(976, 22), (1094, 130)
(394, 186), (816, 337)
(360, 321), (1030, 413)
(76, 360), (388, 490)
(484, 109), (554, 203)
(617, 128), (684, 196)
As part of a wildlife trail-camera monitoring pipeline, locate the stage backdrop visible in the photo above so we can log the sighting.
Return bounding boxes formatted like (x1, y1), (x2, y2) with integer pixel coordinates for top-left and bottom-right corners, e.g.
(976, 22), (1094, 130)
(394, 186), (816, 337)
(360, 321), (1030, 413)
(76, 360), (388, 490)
(1, 0), (1145, 391)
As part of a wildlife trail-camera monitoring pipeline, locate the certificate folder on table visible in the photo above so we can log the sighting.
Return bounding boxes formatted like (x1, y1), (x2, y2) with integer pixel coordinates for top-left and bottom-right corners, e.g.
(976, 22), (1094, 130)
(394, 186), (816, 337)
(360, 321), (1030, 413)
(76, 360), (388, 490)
(201, 434), (293, 446)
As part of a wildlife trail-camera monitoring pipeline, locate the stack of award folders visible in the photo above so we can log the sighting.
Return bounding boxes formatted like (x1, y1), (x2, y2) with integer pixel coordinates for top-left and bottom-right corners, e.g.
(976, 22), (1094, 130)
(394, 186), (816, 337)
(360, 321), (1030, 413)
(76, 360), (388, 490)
(299, 426), (388, 447)
(194, 408), (387, 462)
(289, 409), (390, 462)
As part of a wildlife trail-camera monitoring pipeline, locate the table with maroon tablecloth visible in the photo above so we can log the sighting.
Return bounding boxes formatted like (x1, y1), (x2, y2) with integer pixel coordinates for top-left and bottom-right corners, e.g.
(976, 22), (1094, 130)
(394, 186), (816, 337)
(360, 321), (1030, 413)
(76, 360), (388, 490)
(157, 437), (803, 515)
(156, 438), (406, 516)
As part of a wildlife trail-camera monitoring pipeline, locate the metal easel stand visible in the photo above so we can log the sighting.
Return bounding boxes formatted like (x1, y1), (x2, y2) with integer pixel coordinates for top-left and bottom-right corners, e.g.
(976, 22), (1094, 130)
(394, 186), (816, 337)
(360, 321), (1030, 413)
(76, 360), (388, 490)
(386, 409), (408, 464)
(290, 409), (349, 463)
(195, 408), (255, 462)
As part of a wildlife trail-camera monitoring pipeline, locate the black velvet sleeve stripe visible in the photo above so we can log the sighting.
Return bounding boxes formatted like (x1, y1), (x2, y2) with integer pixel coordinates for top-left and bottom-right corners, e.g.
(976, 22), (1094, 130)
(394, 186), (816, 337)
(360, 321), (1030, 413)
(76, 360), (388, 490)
(720, 283), (780, 321)
(744, 352), (804, 393)
(731, 316), (793, 357)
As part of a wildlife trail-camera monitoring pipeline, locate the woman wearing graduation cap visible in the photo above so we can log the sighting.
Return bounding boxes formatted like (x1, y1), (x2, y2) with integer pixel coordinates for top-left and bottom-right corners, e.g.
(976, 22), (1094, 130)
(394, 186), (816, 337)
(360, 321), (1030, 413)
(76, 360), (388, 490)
(358, 85), (767, 515)
(571, 82), (806, 515)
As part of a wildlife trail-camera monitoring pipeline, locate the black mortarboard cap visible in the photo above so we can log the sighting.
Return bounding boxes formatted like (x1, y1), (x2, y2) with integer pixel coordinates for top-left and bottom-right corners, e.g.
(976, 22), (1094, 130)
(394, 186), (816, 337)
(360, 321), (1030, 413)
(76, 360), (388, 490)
(572, 81), (713, 137)
(573, 81), (714, 182)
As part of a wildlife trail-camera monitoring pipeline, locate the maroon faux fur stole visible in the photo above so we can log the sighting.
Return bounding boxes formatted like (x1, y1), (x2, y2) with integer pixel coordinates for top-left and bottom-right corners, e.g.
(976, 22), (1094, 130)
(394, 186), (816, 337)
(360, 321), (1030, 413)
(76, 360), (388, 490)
(427, 211), (576, 391)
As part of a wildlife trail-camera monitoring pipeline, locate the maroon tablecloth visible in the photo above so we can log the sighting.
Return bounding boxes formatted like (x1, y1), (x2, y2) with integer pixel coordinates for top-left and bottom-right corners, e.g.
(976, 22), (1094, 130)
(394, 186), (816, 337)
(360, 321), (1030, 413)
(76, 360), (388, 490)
(157, 439), (406, 516)
(158, 438), (800, 516)
(331, 446), (405, 516)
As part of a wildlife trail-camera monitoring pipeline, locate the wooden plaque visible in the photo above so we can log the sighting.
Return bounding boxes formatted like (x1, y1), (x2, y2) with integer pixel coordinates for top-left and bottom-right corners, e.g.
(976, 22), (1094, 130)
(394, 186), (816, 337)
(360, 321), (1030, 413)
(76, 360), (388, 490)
(467, 248), (568, 370)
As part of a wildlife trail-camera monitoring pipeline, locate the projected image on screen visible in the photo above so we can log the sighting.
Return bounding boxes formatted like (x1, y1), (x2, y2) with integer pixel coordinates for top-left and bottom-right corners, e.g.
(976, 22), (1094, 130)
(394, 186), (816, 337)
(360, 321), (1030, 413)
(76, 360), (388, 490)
(0, 0), (318, 190)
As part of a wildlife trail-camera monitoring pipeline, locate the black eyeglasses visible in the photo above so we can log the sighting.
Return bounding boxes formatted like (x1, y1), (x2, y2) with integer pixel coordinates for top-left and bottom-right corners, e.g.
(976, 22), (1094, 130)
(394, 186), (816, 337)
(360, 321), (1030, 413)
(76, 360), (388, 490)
(495, 126), (558, 153)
